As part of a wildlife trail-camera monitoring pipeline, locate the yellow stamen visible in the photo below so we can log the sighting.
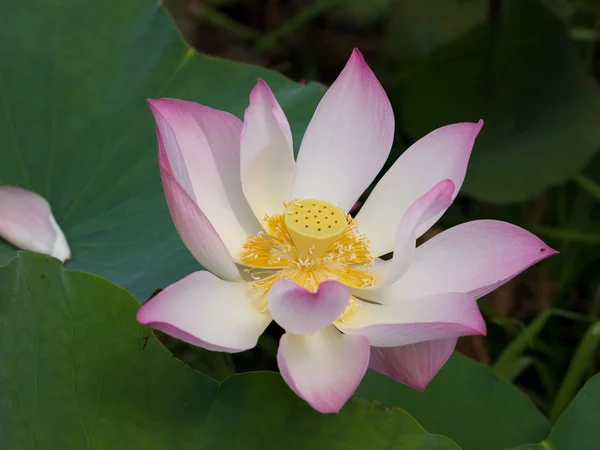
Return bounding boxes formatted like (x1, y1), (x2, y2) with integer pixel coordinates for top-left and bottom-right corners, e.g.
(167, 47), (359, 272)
(240, 199), (374, 319)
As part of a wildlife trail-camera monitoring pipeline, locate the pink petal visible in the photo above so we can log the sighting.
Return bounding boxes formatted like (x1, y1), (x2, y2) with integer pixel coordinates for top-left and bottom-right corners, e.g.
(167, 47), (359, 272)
(137, 271), (271, 353)
(357, 121), (483, 257)
(379, 179), (454, 285)
(338, 293), (485, 347)
(292, 49), (394, 211)
(148, 99), (258, 257)
(278, 326), (370, 413)
(369, 338), (457, 391)
(160, 166), (242, 281)
(268, 279), (349, 334)
(391, 220), (558, 300)
(0, 186), (70, 262)
(240, 80), (296, 222)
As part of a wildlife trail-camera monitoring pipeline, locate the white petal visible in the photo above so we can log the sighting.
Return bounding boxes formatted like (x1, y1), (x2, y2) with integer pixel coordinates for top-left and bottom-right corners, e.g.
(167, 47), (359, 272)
(241, 80), (296, 222)
(338, 293), (485, 347)
(278, 326), (370, 413)
(292, 49), (394, 211)
(149, 99), (255, 258)
(357, 121), (483, 257)
(369, 338), (457, 391)
(137, 271), (271, 353)
(268, 279), (349, 334)
(160, 167), (242, 281)
(378, 179), (454, 286)
(0, 186), (70, 262)
(390, 220), (558, 300)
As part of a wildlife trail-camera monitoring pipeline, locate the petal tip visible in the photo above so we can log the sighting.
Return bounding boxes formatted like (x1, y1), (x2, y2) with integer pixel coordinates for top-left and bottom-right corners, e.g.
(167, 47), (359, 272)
(52, 232), (71, 262)
(345, 48), (370, 73)
(437, 179), (456, 202)
(250, 79), (274, 101)
(136, 302), (151, 325)
(350, 47), (364, 59)
(473, 310), (487, 336)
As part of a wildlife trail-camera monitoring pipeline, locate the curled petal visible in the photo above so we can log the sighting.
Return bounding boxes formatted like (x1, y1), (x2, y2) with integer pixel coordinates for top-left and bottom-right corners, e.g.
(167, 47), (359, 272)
(338, 293), (485, 347)
(278, 326), (370, 413)
(160, 167), (241, 281)
(268, 279), (349, 335)
(378, 179), (454, 286)
(369, 338), (457, 391)
(292, 48), (394, 211)
(241, 80), (296, 222)
(391, 220), (558, 300)
(137, 271), (271, 353)
(149, 98), (257, 258)
(0, 186), (70, 262)
(357, 121), (483, 257)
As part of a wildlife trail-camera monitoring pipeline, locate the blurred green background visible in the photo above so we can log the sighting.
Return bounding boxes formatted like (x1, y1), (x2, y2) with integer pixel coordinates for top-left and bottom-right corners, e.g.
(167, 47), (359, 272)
(161, 0), (600, 420)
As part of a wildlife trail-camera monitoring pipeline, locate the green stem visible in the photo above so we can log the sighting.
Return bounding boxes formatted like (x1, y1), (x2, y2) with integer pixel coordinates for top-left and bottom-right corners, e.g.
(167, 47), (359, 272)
(592, 284), (600, 320)
(253, 0), (339, 53)
(573, 173), (600, 202)
(494, 310), (552, 378)
(532, 226), (600, 244)
(493, 309), (592, 379)
(197, 4), (260, 41)
(549, 321), (600, 423)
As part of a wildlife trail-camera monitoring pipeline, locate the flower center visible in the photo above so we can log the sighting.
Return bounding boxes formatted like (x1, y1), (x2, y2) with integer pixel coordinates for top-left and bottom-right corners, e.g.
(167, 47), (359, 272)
(240, 199), (374, 314)
(284, 199), (347, 257)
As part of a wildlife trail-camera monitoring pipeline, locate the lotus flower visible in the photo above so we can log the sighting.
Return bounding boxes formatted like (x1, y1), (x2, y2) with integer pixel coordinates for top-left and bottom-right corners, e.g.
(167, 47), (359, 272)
(0, 186), (70, 262)
(137, 49), (556, 413)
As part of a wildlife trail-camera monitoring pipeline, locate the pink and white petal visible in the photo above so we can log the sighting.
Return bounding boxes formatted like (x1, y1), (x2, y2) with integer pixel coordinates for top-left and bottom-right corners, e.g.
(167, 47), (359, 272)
(177, 99), (261, 235)
(369, 338), (457, 391)
(160, 167), (242, 281)
(149, 99), (253, 256)
(378, 179), (454, 286)
(357, 121), (483, 257)
(292, 49), (394, 211)
(241, 80), (296, 222)
(137, 271), (271, 353)
(390, 220), (558, 300)
(268, 279), (349, 335)
(278, 326), (370, 413)
(0, 186), (70, 262)
(338, 293), (485, 347)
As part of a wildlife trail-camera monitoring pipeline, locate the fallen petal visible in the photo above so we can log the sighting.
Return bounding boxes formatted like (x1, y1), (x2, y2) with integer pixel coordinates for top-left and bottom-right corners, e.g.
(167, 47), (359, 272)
(0, 186), (70, 262)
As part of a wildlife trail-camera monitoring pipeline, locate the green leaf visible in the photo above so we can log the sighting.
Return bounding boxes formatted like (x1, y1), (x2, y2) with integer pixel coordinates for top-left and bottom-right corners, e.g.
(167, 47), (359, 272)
(357, 353), (551, 450)
(0, 252), (460, 449)
(397, 0), (600, 203)
(0, 0), (325, 299)
(508, 374), (600, 450)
